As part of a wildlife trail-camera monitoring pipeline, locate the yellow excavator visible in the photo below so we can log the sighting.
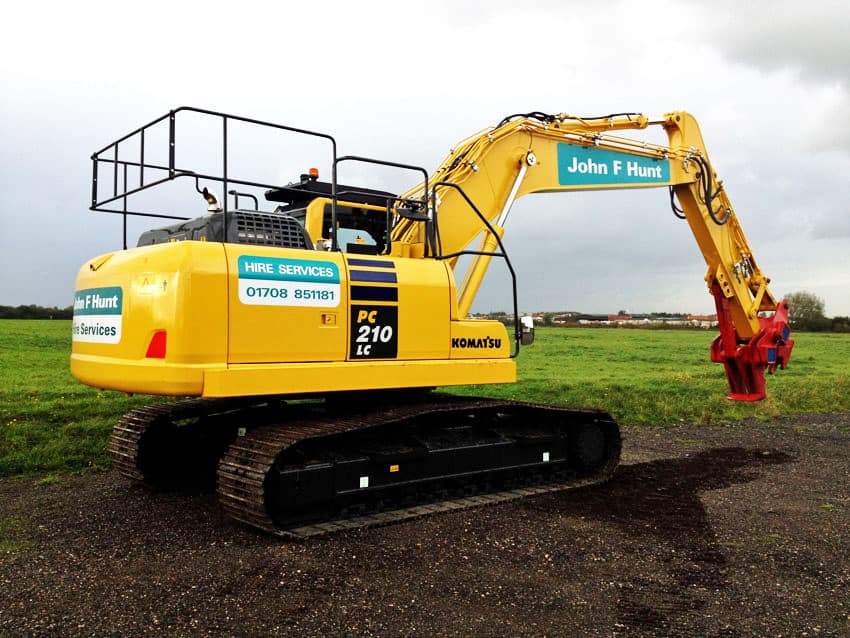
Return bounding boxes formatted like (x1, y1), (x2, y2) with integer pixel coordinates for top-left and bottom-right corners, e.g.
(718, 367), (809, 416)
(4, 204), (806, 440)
(72, 107), (793, 536)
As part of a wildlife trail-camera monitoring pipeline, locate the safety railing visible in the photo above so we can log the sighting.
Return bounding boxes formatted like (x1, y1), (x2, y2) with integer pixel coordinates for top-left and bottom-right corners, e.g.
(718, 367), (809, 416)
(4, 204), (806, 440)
(430, 181), (522, 357)
(90, 106), (340, 248)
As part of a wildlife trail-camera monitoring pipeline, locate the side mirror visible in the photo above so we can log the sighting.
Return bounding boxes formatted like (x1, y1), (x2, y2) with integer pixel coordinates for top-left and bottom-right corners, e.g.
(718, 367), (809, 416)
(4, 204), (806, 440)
(520, 317), (535, 345)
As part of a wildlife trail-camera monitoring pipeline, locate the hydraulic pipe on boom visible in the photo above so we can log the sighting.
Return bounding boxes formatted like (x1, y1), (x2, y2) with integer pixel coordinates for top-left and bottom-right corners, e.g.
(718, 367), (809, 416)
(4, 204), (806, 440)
(391, 111), (793, 400)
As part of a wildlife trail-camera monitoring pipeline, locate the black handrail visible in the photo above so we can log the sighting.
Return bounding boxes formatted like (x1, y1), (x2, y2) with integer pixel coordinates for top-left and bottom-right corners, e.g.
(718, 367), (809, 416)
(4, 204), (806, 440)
(333, 155), (429, 254)
(90, 106), (338, 248)
(431, 181), (521, 358)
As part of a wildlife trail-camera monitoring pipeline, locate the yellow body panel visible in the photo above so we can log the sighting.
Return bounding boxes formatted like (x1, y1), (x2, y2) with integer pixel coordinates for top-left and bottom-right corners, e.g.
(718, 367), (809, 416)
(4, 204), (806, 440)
(225, 246), (347, 363)
(71, 354), (214, 396)
(72, 241), (228, 395)
(393, 258), (451, 360)
(203, 359), (515, 397)
(450, 320), (510, 360)
(71, 240), (513, 397)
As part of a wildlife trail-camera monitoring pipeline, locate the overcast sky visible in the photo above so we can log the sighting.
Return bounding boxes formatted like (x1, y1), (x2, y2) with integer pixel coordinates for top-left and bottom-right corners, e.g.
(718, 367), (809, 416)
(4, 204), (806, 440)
(1, 0), (848, 316)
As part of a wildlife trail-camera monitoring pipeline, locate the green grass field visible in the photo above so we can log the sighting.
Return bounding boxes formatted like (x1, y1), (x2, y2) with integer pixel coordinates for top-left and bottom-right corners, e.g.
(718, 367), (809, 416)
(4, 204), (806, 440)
(1, 320), (848, 478)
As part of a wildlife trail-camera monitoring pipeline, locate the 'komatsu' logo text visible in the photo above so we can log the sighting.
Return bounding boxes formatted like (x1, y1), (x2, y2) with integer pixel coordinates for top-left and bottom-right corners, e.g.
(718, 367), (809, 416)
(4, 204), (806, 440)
(451, 336), (502, 349)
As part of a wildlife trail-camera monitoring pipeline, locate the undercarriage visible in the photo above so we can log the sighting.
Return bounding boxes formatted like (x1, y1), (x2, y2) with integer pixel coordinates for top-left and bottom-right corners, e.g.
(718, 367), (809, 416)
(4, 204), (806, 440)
(110, 392), (621, 538)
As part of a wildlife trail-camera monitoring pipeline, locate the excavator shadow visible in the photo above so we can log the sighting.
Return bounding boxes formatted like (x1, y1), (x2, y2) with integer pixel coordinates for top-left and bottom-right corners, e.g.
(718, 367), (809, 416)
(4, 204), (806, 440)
(530, 445), (797, 633)
(543, 446), (796, 537)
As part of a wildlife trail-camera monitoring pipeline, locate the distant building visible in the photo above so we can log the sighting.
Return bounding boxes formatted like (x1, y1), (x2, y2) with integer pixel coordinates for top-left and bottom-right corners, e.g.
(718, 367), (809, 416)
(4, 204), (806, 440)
(475, 310), (718, 329)
(687, 314), (719, 328)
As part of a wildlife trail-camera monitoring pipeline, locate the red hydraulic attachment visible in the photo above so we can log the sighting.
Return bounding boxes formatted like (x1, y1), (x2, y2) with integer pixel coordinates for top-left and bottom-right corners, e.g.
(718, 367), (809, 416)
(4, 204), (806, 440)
(710, 284), (795, 401)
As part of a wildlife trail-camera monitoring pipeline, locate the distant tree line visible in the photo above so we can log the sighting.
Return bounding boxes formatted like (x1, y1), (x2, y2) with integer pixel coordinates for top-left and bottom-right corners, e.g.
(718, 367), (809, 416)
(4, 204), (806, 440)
(484, 290), (849, 333)
(783, 291), (849, 332)
(0, 305), (73, 319)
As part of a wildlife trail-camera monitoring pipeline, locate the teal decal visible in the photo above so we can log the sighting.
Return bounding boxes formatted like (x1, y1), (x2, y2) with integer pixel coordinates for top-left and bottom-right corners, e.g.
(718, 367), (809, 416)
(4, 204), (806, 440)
(73, 286), (123, 343)
(73, 286), (123, 316)
(238, 256), (340, 283)
(557, 144), (670, 186)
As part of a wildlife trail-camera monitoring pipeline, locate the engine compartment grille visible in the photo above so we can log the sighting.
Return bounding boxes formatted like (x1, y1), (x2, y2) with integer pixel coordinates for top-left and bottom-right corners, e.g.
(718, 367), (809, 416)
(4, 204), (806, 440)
(235, 212), (311, 249)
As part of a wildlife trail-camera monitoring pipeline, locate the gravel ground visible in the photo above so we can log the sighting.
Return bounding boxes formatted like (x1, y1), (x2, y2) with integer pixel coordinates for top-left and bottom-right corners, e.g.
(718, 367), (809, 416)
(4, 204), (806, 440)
(1, 413), (848, 637)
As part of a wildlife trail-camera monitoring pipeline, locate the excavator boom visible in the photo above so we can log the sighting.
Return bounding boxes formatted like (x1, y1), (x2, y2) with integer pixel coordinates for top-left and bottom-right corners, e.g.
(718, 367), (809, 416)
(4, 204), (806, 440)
(391, 111), (793, 400)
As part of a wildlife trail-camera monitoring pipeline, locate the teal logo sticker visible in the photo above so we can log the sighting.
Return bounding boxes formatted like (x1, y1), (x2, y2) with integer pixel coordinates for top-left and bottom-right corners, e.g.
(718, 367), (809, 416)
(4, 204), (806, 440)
(237, 256), (339, 283)
(557, 144), (670, 186)
(72, 286), (123, 343)
(237, 256), (341, 307)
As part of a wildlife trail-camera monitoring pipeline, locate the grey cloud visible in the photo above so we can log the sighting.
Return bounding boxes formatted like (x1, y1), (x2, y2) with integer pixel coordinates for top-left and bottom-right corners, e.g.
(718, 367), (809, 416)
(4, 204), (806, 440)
(697, 1), (850, 83)
(683, 2), (850, 154)
(692, 1), (850, 153)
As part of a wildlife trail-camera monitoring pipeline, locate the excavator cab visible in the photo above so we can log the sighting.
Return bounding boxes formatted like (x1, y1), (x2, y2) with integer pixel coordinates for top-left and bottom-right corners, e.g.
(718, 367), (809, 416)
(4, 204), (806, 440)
(265, 171), (396, 255)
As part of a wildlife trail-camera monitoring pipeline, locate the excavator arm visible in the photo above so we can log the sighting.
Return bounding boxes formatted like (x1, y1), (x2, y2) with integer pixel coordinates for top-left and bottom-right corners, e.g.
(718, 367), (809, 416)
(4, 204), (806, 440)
(391, 111), (794, 401)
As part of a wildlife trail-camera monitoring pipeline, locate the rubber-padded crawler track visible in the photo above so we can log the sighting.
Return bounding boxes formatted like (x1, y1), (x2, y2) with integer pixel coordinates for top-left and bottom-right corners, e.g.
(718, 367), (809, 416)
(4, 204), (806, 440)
(110, 398), (220, 483)
(217, 395), (621, 538)
(109, 396), (271, 488)
(277, 474), (613, 539)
